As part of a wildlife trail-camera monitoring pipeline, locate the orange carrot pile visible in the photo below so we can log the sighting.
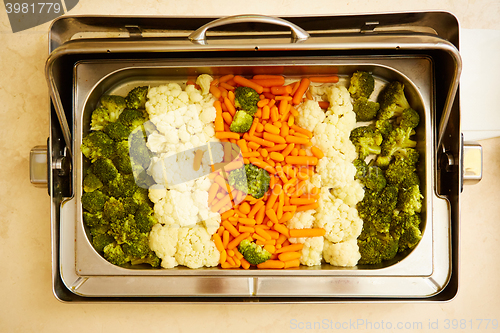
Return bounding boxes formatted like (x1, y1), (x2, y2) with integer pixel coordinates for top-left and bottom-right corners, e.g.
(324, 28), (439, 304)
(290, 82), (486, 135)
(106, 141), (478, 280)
(206, 73), (338, 269)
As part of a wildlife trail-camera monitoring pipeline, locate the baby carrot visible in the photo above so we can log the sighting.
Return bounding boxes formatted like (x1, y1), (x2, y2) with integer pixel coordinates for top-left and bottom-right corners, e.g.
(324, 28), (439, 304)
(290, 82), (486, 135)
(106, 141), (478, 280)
(222, 220), (240, 238)
(289, 228), (326, 238)
(295, 202), (319, 212)
(249, 157), (276, 174)
(224, 96), (236, 116)
(257, 260), (285, 269)
(216, 131), (240, 140)
(311, 146), (324, 159)
(255, 205), (266, 225)
(292, 78), (310, 105)
(283, 258), (301, 268)
(285, 135), (310, 145)
(263, 132), (286, 144)
(318, 101), (330, 109)
(285, 156), (318, 166)
(238, 217), (256, 226)
(264, 123), (281, 135)
(222, 230), (230, 248)
(233, 75), (264, 94)
(219, 74), (234, 83)
(248, 200), (265, 218)
(290, 197), (316, 205)
(278, 251), (301, 262)
(239, 201), (251, 215)
(239, 225), (255, 234)
(212, 233), (225, 253)
(222, 112), (232, 125)
(271, 85), (292, 95)
(275, 243), (304, 254)
(265, 209), (279, 224)
(278, 211), (294, 223)
(253, 74), (285, 80)
(290, 125), (313, 138)
(227, 232), (251, 249)
(309, 76), (339, 83)
(208, 182), (219, 203)
(269, 152), (285, 162)
(210, 85), (222, 99)
(244, 134), (275, 148)
(262, 105), (271, 120)
(273, 223), (290, 237)
(241, 258), (251, 269)
(255, 227), (272, 241)
(214, 101), (224, 132)
(221, 82), (235, 91)
(266, 143), (287, 152)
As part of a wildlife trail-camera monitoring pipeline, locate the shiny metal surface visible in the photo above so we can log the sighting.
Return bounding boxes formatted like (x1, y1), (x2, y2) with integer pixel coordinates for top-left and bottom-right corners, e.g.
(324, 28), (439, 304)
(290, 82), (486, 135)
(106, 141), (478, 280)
(462, 141), (483, 185)
(45, 12), (465, 302)
(188, 15), (310, 45)
(29, 145), (48, 187)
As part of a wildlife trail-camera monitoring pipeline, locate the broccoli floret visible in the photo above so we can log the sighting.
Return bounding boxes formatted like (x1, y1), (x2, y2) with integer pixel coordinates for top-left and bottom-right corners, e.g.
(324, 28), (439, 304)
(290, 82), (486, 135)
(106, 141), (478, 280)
(374, 119), (394, 140)
(377, 81), (410, 120)
(377, 127), (416, 165)
(229, 110), (253, 133)
(358, 232), (399, 264)
(238, 239), (271, 265)
(81, 131), (114, 162)
(353, 96), (379, 121)
(106, 173), (139, 199)
(129, 126), (152, 169)
(363, 165), (387, 192)
(393, 212), (422, 252)
(90, 226), (114, 253)
(379, 185), (398, 213)
(100, 95), (126, 122)
(399, 108), (420, 129)
(245, 163), (271, 199)
(103, 243), (130, 266)
(118, 108), (148, 130)
(397, 185), (423, 214)
(92, 158), (119, 183)
(130, 251), (161, 267)
(125, 86), (148, 110)
(122, 233), (150, 259)
(103, 121), (131, 141)
(349, 126), (383, 159)
(135, 203), (157, 233)
(83, 211), (105, 228)
(132, 187), (151, 206)
(81, 190), (108, 214)
(229, 164), (271, 199)
(234, 86), (260, 115)
(112, 141), (133, 174)
(366, 211), (392, 234)
(90, 107), (111, 131)
(353, 158), (368, 181)
(121, 197), (139, 215)
(356, 189), (380, 221)
(83, 172), (103, 193)
(348, 71), (375, 99)
(385, 152), (420, 188)
(109, 214), (140, 245)
(103, 197), (126, 223)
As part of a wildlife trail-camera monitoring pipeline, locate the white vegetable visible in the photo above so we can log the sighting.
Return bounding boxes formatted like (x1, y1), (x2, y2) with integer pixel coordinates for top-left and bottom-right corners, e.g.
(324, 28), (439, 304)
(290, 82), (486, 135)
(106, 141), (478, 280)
(323, 239), (361, 267)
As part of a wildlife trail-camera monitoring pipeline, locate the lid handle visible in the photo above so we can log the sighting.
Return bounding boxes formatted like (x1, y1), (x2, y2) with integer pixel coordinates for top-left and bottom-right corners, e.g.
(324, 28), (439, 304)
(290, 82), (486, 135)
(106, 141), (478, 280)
(188, 15), (310, 45)
(30, 145), (48, 188)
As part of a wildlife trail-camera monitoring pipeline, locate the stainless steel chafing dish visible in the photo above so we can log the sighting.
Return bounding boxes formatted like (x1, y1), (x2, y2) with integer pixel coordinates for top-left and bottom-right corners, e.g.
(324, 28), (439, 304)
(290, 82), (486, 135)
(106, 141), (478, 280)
(30, 12), (482, 302)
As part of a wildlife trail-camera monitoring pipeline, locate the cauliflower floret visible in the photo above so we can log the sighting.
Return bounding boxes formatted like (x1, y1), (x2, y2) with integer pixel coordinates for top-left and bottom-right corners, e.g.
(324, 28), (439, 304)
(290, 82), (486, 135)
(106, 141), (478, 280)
(154, 189), (199, 227)
(331, 180), (365, 207)
(175, 226), (220, 268)
(196, 74), (213, 95)
(295, 100), (326, 132)
(323, 239), (361, 267)
(315, 151), (357, 189)
(325, 85), (353, 118)
(148, 184), (167, 204)
(287, 210), (316, 230)
(289, 236), (324, 267)
(314, 188), (363, 243)
(149, 224), (179, 268)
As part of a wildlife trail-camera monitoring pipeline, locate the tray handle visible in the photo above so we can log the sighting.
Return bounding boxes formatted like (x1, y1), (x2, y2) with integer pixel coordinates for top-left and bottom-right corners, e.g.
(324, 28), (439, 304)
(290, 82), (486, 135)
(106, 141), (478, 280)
(188, 14), (310, 45)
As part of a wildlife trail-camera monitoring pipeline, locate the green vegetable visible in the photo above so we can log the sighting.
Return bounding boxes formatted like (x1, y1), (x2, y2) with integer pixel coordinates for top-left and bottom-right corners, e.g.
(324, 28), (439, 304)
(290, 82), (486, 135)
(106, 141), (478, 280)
(399, 108), (420, 129)
(130, 252), (161, 268)
(349, 126), (383, 159)
(90, 107), (112, 131)
(397, 185), (423, 214)
(90, 225), (114, 253)
(358, 232), (399, 265)
(348, 71), (375, 99)
(103, 242), (131, 266)
(377, 81), (410, 120)
(92, 158), (119, 183)
(103, 121), (131, 141)
(229, 110), (253, 133)
(106, 173), (138, 199)
(83, 172), (103, 193)
(238, 239), (271, 265)
(353, 159), (386, 192)
(134, 203), (157, 234)
(83, 211), (105, 228)
(234, 86), (260, 115)
(99, 95), (127, 122)
(81, 131), (114, 162)
(81, 190), (108, 214)
(353, 96), (379, 122)
(376, 127), (416, 167)
(128, 126), (152, 169)
(109, 214), (141, 245)
(118, 108), (148, 130)
(392, 212), (422, 252)
(229, 164), (271, 199)
(125, 86), (148, 110)
(122, 233), (151, 259)
(112, 141), (133, 174)
(374, 119), (394, 140)
(103, 197), (126, 223)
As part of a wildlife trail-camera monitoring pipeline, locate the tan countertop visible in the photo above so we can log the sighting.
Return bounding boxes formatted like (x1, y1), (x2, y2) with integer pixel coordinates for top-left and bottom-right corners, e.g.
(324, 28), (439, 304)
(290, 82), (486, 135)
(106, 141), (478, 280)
(1, 1), (500, 332)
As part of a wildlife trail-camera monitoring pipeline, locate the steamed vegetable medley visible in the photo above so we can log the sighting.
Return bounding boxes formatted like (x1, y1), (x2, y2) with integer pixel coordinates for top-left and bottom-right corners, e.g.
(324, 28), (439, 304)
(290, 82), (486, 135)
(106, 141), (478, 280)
(80, 70), (423, 269)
